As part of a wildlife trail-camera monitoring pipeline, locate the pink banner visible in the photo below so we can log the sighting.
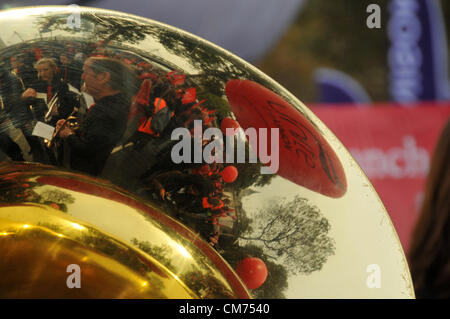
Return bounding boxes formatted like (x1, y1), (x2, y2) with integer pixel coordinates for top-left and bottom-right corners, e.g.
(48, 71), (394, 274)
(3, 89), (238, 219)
(313, 103), (450, 253)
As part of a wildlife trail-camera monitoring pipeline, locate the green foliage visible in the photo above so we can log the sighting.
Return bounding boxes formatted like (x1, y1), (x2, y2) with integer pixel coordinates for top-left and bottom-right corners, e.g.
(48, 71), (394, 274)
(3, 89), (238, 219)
(257, 0), (392, 103)
(39, 189), (75, 205)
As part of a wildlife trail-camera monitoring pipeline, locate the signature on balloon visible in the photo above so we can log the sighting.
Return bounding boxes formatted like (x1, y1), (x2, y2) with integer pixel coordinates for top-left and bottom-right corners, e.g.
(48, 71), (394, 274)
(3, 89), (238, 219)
(171, 120), (280, 175)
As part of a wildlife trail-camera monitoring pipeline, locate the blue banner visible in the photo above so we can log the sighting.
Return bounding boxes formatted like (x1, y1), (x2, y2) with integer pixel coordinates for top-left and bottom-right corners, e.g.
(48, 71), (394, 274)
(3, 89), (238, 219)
(314, 67), (371, 105)
(388, 0), (450, 103)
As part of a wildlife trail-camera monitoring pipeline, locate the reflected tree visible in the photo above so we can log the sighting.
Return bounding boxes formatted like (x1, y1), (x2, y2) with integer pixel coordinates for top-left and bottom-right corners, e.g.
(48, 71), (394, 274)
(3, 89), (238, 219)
(238, 196), (335, 275)
(130, 239), (236, 298)
(34, 10), (276, 98)
(35, 12), (153, 46)
(130, 238), (175, 270)
(155, 26), (270, 97)
(38, 189), (74, 204)
(38, 189), (75, 212)
(183, 269), (236, 298)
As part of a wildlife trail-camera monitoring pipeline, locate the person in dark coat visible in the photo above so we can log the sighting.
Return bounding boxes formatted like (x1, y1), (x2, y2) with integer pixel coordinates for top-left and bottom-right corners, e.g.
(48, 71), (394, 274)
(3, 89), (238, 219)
(59, 52), (83, 91)
(0, 60), (31, 161)
(0, 60), (28, 127)
(57, 56), (138, 176)
(11, 52), (37, 89)
(21, 58), (78, 125)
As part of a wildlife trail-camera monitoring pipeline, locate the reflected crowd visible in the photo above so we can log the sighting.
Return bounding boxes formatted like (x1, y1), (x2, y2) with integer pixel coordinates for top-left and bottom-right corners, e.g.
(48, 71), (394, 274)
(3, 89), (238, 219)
(0, 41), (239, 250)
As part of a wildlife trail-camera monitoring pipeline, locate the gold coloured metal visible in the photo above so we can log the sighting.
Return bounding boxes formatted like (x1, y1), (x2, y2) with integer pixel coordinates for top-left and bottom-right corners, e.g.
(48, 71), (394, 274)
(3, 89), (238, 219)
(0, 163), (249, 298)
(0, 6), (414, 298)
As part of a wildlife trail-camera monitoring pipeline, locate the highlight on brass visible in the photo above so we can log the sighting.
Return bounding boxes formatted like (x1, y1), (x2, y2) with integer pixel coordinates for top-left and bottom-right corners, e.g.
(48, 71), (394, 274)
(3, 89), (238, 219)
(0, 6), (414, 298)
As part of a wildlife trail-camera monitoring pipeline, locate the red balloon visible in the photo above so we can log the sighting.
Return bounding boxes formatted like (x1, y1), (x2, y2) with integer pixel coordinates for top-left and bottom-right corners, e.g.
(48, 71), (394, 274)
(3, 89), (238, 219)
(221, 165), (238, 183)
(236, 257), (268, 289)
(221, 117), (240, 136)
(225, 79), (347, 198)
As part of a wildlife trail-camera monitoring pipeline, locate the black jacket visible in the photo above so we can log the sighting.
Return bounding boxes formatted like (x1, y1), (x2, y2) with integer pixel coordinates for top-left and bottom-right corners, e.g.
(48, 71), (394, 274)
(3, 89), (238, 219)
(59, 60), (83, 91)
(66, 93), (130, 176)
(26, 78), (78, 125)
(0, 71), (27, 120)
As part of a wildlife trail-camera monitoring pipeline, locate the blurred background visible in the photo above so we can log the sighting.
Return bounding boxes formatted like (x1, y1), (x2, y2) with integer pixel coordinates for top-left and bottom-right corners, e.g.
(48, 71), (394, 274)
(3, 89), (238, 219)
(1, 0), (449, 256)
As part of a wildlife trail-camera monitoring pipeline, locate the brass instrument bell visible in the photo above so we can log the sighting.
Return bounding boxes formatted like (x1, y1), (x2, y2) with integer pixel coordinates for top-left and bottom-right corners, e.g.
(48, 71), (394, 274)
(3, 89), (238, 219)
(0, 6), (414, 298)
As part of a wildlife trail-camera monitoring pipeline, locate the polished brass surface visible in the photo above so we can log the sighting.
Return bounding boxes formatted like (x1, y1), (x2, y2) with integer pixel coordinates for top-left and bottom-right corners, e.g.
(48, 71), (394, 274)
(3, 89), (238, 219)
(0, 6), (414, 298)
(0, 163), (249, 298)
(0, 206), (194, 298)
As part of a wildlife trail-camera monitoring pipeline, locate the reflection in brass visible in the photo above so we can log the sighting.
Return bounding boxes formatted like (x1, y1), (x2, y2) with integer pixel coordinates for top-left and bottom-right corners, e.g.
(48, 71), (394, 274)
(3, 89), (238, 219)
(0, 6), (414, 298)
(0, 164), (249, 298)
(46, 115), (80, 148)
(0, 206), (193, 298)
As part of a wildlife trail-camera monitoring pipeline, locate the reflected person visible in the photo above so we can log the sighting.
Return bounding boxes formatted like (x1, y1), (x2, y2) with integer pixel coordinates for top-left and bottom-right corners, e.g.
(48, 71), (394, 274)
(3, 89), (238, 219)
(59, 52), (83, 91)
(0, 60), (30, 161)
(21, 58), (77, 125)
(57, 57), (138, 176)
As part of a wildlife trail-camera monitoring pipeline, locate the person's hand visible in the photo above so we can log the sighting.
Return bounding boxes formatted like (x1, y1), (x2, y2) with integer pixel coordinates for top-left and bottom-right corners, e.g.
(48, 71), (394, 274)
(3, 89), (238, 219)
(22, 88), (37, 99)
(58, 125), (74, 138)
(56, 119), (66, 130)
(209, 235), (219, 247)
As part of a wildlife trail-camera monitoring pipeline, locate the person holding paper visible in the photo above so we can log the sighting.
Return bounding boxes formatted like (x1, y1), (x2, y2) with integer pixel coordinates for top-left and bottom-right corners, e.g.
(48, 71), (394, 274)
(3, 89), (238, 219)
(21, 58), (78, 125)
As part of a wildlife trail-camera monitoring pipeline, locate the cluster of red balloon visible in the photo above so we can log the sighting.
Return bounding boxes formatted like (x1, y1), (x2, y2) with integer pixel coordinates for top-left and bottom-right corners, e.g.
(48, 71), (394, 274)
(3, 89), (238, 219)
(220, 118), (268, 290)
